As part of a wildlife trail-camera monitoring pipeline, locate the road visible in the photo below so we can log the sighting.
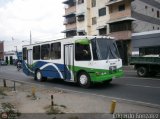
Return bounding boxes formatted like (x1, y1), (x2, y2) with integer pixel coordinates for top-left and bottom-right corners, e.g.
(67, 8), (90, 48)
(0, 65), (160, 106)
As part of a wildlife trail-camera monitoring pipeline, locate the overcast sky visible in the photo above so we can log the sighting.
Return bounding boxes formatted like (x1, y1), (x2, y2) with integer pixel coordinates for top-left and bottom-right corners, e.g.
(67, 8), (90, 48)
(0, 0), (65, 51)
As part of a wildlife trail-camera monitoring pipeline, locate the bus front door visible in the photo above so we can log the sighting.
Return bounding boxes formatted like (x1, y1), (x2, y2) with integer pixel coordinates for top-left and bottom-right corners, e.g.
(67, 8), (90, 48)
(64, 44), (74, 81)
(27, 49), (33, 66)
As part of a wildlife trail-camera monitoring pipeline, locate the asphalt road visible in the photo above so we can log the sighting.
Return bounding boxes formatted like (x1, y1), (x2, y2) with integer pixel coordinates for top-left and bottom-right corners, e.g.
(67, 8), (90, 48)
(0, 65), (160, 106)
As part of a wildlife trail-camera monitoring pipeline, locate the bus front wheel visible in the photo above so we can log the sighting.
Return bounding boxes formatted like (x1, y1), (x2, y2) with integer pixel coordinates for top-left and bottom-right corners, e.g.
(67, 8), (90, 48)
(78, 72), (91, 88)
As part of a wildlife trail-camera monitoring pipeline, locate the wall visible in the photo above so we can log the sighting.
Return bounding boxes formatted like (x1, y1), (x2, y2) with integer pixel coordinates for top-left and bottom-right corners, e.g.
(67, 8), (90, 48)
(131, 0), (160, 33)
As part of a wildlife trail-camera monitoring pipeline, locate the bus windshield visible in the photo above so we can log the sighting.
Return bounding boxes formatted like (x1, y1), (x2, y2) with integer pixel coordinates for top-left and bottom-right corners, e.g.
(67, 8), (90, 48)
(91, 38), (120, 60)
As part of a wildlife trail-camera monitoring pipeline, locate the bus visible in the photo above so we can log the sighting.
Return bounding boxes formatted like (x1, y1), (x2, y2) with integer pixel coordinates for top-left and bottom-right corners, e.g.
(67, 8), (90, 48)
(22, 36), (123, 88)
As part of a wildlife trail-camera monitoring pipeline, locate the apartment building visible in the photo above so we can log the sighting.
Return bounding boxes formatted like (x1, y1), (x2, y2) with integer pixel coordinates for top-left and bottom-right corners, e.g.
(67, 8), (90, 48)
(62, 0), (160, 65)
(0, 41), (4, 60)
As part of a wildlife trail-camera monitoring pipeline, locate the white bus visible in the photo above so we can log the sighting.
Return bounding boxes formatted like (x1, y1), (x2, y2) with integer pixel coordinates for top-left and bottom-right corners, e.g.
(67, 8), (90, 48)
(22, 36), (123, 88)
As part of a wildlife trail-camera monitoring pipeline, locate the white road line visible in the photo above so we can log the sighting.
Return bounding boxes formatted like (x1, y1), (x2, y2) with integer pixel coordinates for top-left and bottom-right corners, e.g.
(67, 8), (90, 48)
(125, 84), (160, 89)
(0, 76), (160, 109)
(122, 76), (160, 81)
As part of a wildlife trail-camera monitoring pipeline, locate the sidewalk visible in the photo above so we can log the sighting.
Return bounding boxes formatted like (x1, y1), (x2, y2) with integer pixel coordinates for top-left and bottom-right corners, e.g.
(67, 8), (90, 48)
(0, 79), (159, 119)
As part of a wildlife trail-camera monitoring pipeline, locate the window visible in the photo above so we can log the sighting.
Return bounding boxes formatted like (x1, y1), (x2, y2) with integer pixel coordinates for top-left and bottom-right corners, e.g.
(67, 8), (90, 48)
(92, 0), (96, 7)
(145, 6), (148, 9)
(78, 32), (85, 36)
(75, 43), (91, 61)
(99, 28), (106, 36)
(41, 44), (50, 60)
(153, 26), (155, 30)
(139, 46), (160, 56)
(118, 4), (125, 11)
(66, 31), (77, 38)
(110, 21), (132, 32)
(33, 45), (40, 60)
(92, 17), (97, 25)
(22, 48), (27, 60)
(152, 8), (154, 12)
(51, 42), (61, 59)
(99, 7), (106, 16)
(78, 0), (84, 4)
(77, 15), (85, 21)
(157, 11), (159, 18)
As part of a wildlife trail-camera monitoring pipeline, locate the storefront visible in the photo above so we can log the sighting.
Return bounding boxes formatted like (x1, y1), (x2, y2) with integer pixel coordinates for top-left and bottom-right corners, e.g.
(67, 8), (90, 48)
(132, 30), (160, 56)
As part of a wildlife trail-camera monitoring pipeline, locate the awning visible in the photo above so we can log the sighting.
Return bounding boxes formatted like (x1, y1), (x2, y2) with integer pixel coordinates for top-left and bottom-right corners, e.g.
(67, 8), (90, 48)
(96, 25), (106, 30)
(107, 17), (136, 24)
(63, 12), (76, 17)
(77, 29), (85, 32)
(76, 12), (85, 17)
(61, 29), (76, 33)
(106, 0), (134, 6)
(106, 0), (124, 6)
(63, 0), (75, 4)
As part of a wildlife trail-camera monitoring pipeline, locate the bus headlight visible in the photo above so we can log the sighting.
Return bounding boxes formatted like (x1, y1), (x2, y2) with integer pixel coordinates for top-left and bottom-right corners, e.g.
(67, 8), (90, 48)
(95, 72), (107, 76)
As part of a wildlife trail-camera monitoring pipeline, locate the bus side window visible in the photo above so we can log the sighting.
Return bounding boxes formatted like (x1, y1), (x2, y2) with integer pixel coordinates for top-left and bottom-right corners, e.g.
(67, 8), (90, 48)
(51, 42), (61, 59)
(75, 43), (91, 61)
(41, 44), (50, 60)
(33, 45), (40, 60)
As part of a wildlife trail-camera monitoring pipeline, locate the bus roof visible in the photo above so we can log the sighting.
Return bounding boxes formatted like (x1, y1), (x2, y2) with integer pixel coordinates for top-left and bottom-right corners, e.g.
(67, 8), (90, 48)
(22, 36), (115, 47)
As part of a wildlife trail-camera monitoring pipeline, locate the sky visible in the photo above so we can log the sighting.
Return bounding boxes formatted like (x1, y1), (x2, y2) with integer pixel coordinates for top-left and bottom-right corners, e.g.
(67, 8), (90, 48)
(0, 0), (65, 51)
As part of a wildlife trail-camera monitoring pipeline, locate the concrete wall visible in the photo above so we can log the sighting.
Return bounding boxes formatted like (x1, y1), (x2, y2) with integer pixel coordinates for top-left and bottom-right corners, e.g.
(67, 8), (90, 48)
(132, 0), (160, 33)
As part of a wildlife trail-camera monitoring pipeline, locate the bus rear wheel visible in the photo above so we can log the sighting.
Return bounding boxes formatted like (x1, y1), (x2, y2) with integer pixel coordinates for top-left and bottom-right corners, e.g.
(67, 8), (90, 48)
(35, 70), (46, 82)
(78, 72), (91, 88)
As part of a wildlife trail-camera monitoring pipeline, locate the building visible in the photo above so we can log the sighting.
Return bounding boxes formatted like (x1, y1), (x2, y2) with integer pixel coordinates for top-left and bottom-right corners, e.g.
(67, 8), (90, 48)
(132, 30), (160, 56)
(4, 51), (17, 65)
(62, 0), (160, 65)
(0, 41), (4, 61)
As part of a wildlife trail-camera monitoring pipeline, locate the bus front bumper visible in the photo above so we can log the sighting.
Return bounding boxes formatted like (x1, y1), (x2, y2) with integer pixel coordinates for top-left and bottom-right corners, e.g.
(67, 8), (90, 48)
(90, 70), (124, 83)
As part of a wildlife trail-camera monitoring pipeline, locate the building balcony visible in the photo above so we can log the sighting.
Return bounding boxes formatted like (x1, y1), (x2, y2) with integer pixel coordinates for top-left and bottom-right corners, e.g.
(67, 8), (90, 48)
(110, 30), (132, 40)
(65, 23), (77, 30)
(64, 17), (76, 25)
(110, 10), (131, 21)
(65, 6), (76, 15)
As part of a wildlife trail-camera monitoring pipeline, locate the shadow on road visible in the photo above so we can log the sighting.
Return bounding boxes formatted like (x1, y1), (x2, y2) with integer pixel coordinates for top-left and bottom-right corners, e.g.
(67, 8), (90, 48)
(46, 78), (120, 89)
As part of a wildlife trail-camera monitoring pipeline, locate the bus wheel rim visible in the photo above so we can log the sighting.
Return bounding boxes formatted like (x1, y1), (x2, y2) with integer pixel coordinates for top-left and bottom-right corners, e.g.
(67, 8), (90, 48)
(80, 75), (88, 85)
(37, 72), (41, 80)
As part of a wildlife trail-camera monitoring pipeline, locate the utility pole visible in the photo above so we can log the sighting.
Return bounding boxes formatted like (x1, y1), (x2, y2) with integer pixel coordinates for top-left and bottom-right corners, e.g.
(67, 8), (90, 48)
(14, 46), (17, 52)
(30, 30), (32, 45)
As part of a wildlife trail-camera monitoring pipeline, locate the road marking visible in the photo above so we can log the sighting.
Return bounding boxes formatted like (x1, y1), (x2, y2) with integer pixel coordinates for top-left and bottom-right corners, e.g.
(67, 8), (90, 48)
(0, 76), (160, 109)
(122, 76), (160, 81)
(125, 84), (160, 89)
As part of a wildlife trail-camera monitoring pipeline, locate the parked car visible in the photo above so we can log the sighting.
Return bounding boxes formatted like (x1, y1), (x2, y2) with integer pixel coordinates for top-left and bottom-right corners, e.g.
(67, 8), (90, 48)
(0, 61), (7, 66)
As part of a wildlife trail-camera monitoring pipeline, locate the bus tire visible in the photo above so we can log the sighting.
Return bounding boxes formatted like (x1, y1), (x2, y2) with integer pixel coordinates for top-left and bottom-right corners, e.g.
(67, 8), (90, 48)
(35, 70), (44, 82)
(137, 67), (147, 77)
(78, 72), (91, 88)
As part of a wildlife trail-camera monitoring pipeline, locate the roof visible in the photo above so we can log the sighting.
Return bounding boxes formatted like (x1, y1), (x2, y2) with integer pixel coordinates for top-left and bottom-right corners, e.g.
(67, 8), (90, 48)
(107, 17), (136, 24)
(132, 30), (160, 36)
